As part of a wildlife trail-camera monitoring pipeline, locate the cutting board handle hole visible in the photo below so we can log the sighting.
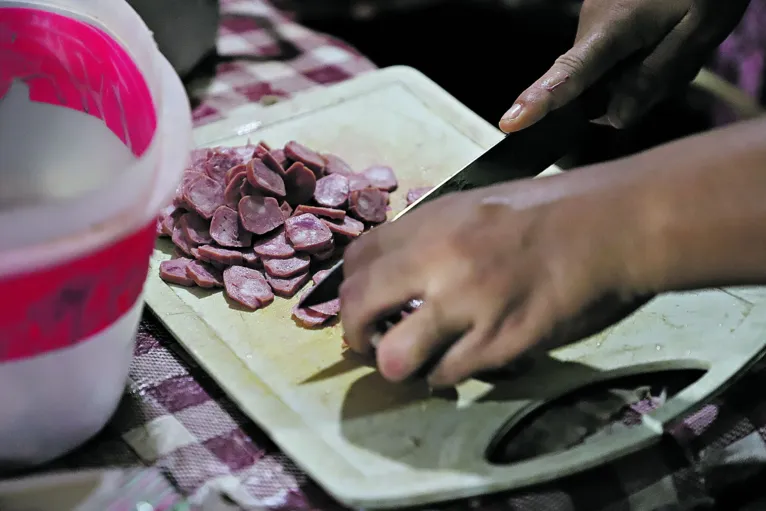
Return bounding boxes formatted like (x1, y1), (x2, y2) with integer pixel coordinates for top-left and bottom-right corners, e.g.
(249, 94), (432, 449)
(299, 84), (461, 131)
(485, 368), (705, 465)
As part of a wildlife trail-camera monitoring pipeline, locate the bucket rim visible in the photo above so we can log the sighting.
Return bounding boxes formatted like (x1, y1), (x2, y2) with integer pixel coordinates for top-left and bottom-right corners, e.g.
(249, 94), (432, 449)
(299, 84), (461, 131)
(0, 55), (191, 279)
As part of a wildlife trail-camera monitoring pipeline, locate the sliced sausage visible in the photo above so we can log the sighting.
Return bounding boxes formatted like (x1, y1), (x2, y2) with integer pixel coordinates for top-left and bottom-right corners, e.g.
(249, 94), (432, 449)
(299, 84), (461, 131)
(197, 245), (245, 266)
(293, 204), (345, 220)
(180, 211), (213, 245)
(284, 141), (324, 177)
(263, 254), (311, 278)
(159, 258), (196, 286)
(161, 206), (185, 237)
(174, 171), (204, 208)
(223, 266), (274, 310)
(172, 247), (189, 260)
(312, 244), (336, 262)
(285, 213), (334, 252)
(158, 204), (176, 225)
(224, 172), (247, 207)
(204, 148), (247, 182)
(241, 251), (261, 269)
(266, 271), (311, 298)
(292, 303), (331, 328)
(247, 158), (286, 198)
(184, 174), (225, 219)
(280, 201), (293, 220)
(262, 151), (286, 176)
(240, 177), (254, 199)
(362, 165), (398, 192)
(233, 143), (257, 162)
(309, 298), (341, 317)
(283, 162), (316, 206)
(172, 220), (198, 256)
(238, 194), (285, 235)
(406, 186), (433, 205)
(349, 189), (388, 224)
(225, 163), (248, 185)
(189, 148), (210, 168)
(321, 216), (364, 239)
(254, 141), (270, 158)
(156, 217), (166, 237)
(312, 269), (331, 285)
(321, 153), (353, 176)
(186, 260), (224, 288)
(347, 174), (372, 192)
(211, 205), (253, 247)
(314, 174), (349, 208)
(253, 228), (295, 258)
(271, 148), (287, 168)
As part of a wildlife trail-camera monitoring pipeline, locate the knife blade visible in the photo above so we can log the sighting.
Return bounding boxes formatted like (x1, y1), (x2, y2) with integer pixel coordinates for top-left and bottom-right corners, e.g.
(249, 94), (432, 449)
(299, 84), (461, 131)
(299, 98), (591, 309)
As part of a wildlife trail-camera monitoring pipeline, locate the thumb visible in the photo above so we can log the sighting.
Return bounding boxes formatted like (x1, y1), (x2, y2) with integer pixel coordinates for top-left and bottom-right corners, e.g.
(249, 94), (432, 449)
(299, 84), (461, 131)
(499, 28), (642, 133)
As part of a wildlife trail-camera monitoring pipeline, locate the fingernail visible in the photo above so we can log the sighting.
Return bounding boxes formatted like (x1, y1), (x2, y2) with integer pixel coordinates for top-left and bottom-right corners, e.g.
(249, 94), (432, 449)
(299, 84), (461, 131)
(370, 332), (382, 348)
(501, 103), (523, 123)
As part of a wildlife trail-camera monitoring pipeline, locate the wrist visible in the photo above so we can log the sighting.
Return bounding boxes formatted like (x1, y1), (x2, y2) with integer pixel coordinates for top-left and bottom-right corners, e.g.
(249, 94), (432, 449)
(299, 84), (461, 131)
(559, 161), (673, 298)
(599, 116), (766, 293)
(618, 172), (678, 296)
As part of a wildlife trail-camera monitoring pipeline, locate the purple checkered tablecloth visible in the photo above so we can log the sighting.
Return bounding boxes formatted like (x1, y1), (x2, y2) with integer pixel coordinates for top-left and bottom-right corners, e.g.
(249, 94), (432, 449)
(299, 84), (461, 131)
(187, 0), (375, 128)
(45, 1), (766, 509)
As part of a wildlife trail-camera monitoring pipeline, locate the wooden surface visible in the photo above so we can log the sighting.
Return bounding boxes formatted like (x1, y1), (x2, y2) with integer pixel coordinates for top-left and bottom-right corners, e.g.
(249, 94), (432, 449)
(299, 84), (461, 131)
(144, 66), (766, 509)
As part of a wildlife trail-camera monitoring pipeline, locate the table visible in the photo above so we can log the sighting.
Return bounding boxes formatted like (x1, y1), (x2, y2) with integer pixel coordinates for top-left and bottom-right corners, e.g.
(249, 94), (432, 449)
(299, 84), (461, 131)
(54, 1), (766, 509)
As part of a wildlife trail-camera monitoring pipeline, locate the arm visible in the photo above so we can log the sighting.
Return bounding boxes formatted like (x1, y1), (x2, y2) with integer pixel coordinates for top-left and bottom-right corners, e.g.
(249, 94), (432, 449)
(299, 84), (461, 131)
(339, 115), (766, 386)
(623, 115), (766, 292)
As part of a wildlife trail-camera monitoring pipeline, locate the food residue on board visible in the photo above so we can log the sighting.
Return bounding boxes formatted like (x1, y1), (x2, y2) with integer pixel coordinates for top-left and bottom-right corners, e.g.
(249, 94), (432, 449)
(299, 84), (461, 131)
(157, 139), (432, 329)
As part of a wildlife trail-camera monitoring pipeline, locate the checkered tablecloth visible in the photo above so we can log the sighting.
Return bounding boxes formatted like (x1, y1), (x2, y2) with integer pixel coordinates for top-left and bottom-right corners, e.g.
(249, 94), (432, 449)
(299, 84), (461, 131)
(50, 1), (766, 509)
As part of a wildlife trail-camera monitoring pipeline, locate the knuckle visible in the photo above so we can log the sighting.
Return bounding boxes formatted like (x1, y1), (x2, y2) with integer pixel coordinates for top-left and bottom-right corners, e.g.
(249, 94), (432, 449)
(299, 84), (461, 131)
(553, 51), (588, 77)
(588, 21), (634, 56)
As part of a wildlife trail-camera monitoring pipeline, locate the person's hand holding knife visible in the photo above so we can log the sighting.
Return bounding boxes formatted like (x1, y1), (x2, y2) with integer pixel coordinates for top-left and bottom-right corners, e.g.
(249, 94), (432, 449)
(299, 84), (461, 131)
(341, 0), (766, 387)
(500, 0), (750, 132)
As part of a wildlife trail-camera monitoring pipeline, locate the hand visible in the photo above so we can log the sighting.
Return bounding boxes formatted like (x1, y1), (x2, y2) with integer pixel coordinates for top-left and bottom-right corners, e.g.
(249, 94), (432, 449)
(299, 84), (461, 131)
(499, 0), (751, 131)
(340, 166), (657, 387)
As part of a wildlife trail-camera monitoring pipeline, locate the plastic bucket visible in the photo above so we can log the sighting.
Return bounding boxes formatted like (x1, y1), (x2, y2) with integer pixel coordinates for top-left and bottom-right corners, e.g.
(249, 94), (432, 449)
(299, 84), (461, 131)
(0, 0), (192, 468)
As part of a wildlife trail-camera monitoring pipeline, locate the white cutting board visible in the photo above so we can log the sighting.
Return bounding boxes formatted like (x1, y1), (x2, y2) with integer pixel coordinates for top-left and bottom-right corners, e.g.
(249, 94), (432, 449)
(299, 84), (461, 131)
(144, 66), (766, 509)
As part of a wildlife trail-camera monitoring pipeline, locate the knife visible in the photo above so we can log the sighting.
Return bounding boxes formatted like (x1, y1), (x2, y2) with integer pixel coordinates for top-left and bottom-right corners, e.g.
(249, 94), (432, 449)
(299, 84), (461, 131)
(300, 98), (591, 309)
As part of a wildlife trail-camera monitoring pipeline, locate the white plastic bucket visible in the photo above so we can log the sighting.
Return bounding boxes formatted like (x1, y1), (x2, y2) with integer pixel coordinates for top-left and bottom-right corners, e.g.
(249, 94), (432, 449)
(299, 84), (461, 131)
(0, 0), (192, 468)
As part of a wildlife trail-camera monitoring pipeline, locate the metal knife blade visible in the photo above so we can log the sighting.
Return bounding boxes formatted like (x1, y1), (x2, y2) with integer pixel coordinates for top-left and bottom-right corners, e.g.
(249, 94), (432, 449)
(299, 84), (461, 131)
(299, 99), (590, 308)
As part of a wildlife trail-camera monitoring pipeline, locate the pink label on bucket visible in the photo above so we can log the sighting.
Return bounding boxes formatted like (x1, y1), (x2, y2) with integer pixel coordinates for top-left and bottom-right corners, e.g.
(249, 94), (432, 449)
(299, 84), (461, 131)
(0, 220), (157, 363)
(0, 7), (157, 157)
